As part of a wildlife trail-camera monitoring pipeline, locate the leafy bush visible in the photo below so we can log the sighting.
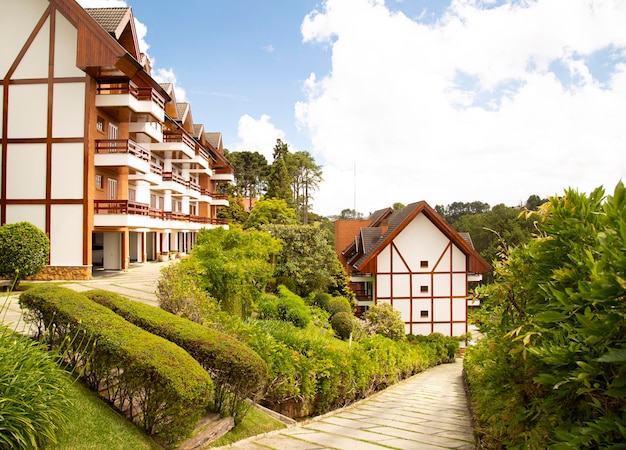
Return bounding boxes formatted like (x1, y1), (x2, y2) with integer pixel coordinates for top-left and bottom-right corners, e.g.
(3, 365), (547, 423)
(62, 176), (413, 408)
(327, 296), (352, 316)
(257, 286), (311, 328)
(156, 259), (219, 323)
(465, 183), (626, 448)
(331, 311), (354, 340)
(83, 289), (268, 424)
(19, 285), (212, 447)
(0, 222), (49, 282)
(363, 303), (406, 341)
(307, 292), (331, 311)
(0, 325), (71, 449)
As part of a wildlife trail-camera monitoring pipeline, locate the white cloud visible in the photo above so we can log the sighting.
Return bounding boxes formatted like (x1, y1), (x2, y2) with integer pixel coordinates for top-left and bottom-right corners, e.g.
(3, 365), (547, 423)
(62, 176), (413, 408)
(298, 0), (626, 216)
(232, 115), (287, 162)
(262, 44), (276, 53)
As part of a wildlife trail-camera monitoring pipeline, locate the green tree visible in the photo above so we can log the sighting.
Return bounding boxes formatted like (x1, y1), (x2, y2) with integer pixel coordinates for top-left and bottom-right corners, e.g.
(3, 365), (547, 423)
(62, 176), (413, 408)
(266, 140), (293, 204)
(0, 222), (49, 284)
(453, 203), (534, 279)
(226, 151), (269, 202)
(190, 226), (282, 317)
(217, 195), (249, 225)
(524, 194), (547, 210)
(434, 201), (491, 225)
(466, 183), (626, 448)
(287, 151), (322, 224)
(265, 223), (340, 296)
(245, 198), (298, 229)
(339, 208), (364, 219)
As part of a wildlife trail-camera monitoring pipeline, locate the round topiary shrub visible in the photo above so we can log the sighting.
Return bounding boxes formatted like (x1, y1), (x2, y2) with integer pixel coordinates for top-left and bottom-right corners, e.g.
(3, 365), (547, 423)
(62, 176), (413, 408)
(0, 222), (49, 282)
(327, 296), (352, 316)
(331, 311), (354, 340)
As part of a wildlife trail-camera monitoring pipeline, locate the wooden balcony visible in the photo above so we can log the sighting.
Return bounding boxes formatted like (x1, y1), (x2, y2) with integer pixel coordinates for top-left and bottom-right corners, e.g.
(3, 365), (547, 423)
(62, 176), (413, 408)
(162, 171), (188, 187)
(94, 201), (227, 226)
(96, 80), (165, 119)
(95, 139), (149, 162)
(94, 200), (150, 215)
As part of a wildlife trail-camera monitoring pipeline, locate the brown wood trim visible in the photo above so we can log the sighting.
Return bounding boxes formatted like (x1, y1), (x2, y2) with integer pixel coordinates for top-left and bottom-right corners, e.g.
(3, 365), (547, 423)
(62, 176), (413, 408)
(4, 199), (84, 205)
(6, 137), (83, 144)
(6, 5), (51, 80)
(9, 76), (87, 85)
(1, 81), (7, 223)
(45, 8), (56, 241)
(82, 77), (92, 265)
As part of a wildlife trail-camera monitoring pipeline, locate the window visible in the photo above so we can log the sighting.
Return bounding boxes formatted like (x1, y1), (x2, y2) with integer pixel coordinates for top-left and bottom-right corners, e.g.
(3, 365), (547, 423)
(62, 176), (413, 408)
(95, 174), (103, 189)
(107, 178), (117, 200)
(420, 285), (429, 293)
(420, 310), (429, 318)
(128, 188), (136, 202)
(96, 116), (105, 132)
(108, 123), (118, 140)
(420, 260), (429, 268)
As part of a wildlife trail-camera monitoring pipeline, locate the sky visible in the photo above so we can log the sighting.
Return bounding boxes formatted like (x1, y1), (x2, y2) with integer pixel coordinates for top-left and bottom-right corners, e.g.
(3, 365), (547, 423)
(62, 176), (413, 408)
(77, 0), (626, 217)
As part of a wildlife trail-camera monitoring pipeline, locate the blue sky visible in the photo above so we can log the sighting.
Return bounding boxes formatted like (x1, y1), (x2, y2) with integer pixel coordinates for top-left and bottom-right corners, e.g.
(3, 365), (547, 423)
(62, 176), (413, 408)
(79, 0), (626, 216)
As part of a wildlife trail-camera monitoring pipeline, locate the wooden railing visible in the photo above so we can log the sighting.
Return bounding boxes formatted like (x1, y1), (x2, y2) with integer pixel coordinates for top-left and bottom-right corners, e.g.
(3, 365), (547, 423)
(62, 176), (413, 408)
(150, 161), (163, 175)
(95, 139), (150, 162)
(96, 80), (165, 110)
(196, 145), (209, 161)
(95, 200), (228, 225)
(162, 171), (188, 186)
(94, 200), (150, 215)
(163, 131), (196, 151)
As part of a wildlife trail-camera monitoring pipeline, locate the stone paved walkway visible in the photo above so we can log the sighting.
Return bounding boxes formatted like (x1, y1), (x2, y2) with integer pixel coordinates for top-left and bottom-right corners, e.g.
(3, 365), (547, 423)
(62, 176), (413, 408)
(218, 360), (475, 450)
(1, 262), (476, 449)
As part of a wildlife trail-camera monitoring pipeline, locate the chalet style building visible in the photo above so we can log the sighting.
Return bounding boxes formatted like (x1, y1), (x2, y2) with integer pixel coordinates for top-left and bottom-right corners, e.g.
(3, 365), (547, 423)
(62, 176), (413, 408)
(1, 0), (234, 279)
(335, 202), (491, 337)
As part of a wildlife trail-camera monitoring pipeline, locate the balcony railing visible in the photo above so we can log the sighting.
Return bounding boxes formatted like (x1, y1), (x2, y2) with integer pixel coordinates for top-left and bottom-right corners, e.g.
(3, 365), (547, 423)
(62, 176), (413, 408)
(97, 81), (165, 110)
(196, 145), (209, 161)
(95, 139), (150, 162)
(150, 161), (163, 175)
(163, 131), (196, 150)
(94, 200), (150, 215)
(162, 171), (188, 186)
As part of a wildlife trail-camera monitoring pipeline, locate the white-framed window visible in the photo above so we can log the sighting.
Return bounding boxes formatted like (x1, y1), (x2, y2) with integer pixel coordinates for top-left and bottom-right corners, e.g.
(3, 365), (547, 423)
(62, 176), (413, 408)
(96, 116), (105, 132)
(95, 174), (103, 189)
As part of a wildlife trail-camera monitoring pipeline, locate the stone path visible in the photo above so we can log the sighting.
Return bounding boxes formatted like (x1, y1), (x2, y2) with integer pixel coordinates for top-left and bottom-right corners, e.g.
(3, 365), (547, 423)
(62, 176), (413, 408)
(0, 262), (476, 449)
(218, 360), (475, 450)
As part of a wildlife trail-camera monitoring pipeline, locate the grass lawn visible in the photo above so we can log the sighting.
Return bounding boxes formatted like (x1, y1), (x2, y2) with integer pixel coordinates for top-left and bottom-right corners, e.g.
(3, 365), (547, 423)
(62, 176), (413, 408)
(209, 406), (286, 447)
(46, 377), (160, 450)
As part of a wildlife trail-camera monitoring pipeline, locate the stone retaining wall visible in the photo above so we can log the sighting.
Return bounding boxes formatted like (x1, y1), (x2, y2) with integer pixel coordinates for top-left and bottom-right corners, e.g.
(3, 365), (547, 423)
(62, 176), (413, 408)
(28, 266), (92, 281)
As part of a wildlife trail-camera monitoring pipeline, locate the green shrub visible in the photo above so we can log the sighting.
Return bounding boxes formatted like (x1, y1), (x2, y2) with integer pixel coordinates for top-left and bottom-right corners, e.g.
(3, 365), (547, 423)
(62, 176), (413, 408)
(307, 292), (331, 311)
(327, 296), (352, 316)
(0, 326), (71, 449)
(83, 289), (268, 424)
(257, 286), (311, 328)
(156, 259), (219, 323)
(19, 285), (212, 447)
(465, 183), (626, 448)
(363, 303), (406, 341)
(0, 222), (49, 282)
(331, 311), (354, 340)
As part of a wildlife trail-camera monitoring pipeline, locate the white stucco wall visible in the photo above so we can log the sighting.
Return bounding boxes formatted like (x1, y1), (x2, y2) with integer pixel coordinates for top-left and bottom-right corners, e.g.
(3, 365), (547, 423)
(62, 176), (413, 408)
(50, 205), (83, 266)
(54, 11), (83, 78)
(52, 83), (85, 137)
(11, 16), (49, 80)
(8, 85), (48, 138)
(51, 143), (84, 199)
(6, 144), (47, 199)
(5, 204), (46, 231)
(0, 0), (48, 76)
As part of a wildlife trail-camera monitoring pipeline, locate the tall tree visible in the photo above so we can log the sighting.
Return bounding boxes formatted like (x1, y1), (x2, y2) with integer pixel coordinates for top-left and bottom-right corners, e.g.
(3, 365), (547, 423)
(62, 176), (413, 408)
(288, 151), (322, 224)
(225, 150), (269, 202)
(266, 140), (293, 205)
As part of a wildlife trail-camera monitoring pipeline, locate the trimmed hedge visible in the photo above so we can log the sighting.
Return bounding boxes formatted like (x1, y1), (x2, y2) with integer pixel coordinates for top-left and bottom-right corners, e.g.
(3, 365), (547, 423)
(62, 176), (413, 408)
(83, 289), (268, 423)
(19, 285), (212, 447)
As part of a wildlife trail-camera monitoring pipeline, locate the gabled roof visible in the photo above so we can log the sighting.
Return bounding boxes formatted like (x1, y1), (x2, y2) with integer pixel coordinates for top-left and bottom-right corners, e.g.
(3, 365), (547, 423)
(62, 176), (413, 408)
(84, 7), (140, 60)
(354, 201), (491, 274)
(204, 132), (222, 151)
(193, 124), (204, 139)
